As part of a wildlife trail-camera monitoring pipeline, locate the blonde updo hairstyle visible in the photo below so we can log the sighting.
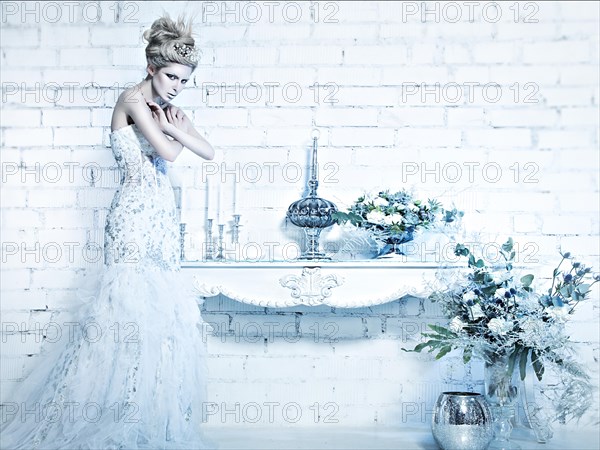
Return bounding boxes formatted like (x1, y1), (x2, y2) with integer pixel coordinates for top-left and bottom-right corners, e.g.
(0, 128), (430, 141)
(143, 14), (199, 71)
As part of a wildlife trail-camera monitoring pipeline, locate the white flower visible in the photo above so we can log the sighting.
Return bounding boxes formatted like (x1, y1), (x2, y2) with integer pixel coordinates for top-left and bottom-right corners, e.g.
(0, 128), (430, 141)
(520, 318), (540, 346)
(383, 214), (403, 225)
(487, 318), (513, 335)
(470, 303), (486, 319)
(366, 210), (385, 224)
(373, 197), (388, 207)
(547, 305), (570, 322)
(495, 288), (507, 299)
(449, 317), (465, 333)
(520, 316), (564, 349)
(396, 204), (406, 211)
(462, 291), (477, 302)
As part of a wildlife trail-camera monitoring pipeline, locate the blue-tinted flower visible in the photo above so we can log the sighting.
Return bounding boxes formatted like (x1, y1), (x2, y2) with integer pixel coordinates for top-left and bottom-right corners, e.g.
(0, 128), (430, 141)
(509, 288), (517, 295)
(572, 262), (581, 268)
(564, 274), (573, 283)
(540, 295), (552, 307)
(562, 252), (571, 258)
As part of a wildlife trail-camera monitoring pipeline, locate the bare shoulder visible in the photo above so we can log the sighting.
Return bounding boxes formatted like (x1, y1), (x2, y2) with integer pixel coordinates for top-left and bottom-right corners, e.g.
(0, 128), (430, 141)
(112, 87), (148, 129)
(116, 86), (146, 110)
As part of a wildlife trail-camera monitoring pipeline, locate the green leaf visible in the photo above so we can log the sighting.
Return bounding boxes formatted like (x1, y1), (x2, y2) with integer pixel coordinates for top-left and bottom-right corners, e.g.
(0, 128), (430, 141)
(332, 211), (364, 226)
(502, 237), (514, 253)
(463, 347), (472, 364)
(427, 324), (458, 338)
(507, 345), (521, 377)
(410, 342), (431, 353)
(577, 284), (591, 295)
(519, 348), (530, 381)
(475, 258), (485, 268)
(481, 285), (497, 296)
(455, 244), (470, 257)
(436, 345), (453, 360)
(520, 274), (534, 288)
(560, 285), (573, 297)
(531, 350), (545, 381)
(409, 339), (445, 353)
(468, 254), (476, 267)
(483, 273), (494, 284)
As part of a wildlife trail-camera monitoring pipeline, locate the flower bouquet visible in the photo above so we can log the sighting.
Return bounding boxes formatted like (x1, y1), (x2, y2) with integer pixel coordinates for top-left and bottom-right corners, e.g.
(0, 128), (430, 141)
(408, 238), (598, 443)
(332, 189), (462, 257)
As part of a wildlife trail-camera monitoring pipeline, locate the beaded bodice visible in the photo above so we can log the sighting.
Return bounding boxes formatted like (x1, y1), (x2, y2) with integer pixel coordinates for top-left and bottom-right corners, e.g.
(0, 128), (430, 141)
(104, 124), (179, 270)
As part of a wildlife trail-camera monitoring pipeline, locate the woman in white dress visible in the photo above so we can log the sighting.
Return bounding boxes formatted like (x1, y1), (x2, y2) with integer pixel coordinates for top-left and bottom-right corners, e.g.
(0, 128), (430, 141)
(1, 15), (216, 449)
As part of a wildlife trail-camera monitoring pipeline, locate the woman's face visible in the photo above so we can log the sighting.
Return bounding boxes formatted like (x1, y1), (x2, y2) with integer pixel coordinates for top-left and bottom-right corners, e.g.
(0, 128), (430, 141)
(148, 63), (193, 104)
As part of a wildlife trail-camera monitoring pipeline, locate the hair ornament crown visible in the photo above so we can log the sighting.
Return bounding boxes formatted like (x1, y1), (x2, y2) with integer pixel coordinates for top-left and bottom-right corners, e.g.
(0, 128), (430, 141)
(173, 42), (198, 63)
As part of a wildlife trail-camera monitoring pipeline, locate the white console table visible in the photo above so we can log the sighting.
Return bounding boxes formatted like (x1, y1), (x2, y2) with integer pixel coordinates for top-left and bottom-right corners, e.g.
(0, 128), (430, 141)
(180, 260), (463, 308)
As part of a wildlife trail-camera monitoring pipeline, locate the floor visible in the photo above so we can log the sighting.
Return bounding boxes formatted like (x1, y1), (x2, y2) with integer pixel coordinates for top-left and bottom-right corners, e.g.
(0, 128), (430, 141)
(203, 425), (600, 450)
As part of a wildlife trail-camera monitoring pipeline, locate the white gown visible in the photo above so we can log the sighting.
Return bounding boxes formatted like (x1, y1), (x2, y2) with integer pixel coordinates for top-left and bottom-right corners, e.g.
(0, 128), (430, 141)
(0, 124), (216, 449)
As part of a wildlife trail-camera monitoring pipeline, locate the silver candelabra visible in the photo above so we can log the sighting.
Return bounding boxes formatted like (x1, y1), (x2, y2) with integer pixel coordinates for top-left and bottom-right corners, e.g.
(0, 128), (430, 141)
(203, 215), (242, 261)
(179, 223), (187, 261)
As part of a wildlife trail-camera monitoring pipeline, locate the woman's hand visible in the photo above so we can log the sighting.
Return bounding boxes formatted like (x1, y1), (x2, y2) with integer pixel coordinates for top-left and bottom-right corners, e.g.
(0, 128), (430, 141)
(138, 96), (213, 160)
(146, 100), (171, 133)
(165, 105), (188, 133)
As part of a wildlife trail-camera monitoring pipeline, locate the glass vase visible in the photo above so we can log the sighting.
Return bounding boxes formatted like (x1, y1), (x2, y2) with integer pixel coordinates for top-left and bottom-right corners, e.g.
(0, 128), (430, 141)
(484, 353), (521, 450)
(519, 364), (553, 443)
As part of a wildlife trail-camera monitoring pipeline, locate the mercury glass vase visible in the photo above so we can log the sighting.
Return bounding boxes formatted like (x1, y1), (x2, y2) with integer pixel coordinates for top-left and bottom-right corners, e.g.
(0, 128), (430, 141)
(484, 354), (521, 450)
(431, 392), (493, 450)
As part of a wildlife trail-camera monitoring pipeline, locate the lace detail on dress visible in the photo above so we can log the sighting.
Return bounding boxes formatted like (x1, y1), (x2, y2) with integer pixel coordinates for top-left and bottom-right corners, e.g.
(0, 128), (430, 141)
(105, 125), (179, 271)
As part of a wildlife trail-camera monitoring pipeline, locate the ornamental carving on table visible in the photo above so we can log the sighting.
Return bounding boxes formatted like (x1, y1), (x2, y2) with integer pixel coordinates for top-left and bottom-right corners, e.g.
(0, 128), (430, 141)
(279, 267), (344, 306)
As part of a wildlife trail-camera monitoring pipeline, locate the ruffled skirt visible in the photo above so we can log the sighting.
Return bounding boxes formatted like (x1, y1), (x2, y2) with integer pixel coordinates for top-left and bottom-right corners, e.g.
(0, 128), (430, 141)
(0, 264), (216, 450)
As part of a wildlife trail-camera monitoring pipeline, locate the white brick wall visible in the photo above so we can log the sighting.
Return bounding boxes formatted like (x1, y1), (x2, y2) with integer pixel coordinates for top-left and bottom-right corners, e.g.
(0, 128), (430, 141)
(1, 0), (598, 434)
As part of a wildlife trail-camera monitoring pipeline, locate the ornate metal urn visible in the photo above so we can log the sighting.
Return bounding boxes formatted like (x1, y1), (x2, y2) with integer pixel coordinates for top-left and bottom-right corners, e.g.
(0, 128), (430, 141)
(286, 132), (338, 260)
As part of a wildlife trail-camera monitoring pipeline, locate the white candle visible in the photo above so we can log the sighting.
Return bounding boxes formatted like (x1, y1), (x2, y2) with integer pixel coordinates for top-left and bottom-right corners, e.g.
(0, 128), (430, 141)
(217, 176), (222, 224)
(233, 175), (239, 215)
(206, 171), (212, 219)
(180, 184), (186, 222)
